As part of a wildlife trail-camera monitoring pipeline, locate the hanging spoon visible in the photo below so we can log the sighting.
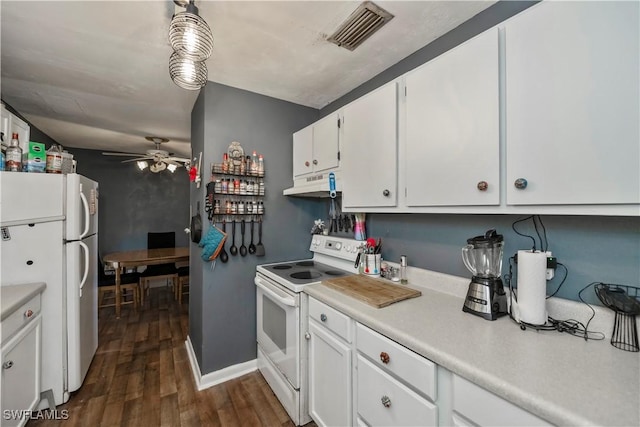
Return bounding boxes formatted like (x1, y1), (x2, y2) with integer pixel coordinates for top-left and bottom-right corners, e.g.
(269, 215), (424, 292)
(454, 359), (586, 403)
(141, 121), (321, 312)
(240, 220), (248, 257)
(219, 219), (229, 263)
(255, 217), (265, 257)
(248, 218), (256, 254)
(229, 220), (238, 256)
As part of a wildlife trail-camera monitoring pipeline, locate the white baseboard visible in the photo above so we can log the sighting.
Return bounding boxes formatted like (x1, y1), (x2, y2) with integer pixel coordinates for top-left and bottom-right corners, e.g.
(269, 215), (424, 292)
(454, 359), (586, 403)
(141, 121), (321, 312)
(185, 336), (257, 391)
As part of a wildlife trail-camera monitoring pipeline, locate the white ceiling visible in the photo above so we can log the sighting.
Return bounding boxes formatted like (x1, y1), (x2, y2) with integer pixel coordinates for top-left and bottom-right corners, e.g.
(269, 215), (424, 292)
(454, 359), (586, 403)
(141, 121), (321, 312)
(1, 1), (495, 158)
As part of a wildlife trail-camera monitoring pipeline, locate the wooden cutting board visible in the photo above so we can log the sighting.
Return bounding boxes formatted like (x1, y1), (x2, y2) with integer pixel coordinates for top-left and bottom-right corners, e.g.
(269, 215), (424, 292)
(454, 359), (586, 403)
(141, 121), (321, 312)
(322, 275), (422, 308)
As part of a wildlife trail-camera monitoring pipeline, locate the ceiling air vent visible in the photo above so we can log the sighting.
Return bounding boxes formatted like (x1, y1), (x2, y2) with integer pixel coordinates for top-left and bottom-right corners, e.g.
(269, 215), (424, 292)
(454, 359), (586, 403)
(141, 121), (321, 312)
(327, 1), (394, 51)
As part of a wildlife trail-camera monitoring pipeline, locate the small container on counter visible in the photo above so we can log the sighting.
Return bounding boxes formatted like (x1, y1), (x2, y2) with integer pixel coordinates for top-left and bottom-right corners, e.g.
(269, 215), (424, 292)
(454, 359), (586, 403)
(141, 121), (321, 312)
(400, 255), (408, 285)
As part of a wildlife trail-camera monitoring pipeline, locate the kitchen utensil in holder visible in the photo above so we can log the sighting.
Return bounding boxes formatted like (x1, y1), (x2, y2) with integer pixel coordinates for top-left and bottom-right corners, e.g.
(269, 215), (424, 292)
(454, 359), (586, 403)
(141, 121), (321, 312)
(594, 283), (640, 352)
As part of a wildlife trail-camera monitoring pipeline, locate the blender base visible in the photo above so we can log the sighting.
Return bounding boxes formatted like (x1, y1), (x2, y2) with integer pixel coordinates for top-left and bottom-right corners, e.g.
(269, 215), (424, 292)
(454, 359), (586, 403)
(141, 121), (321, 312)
(462, 276), (507, 321)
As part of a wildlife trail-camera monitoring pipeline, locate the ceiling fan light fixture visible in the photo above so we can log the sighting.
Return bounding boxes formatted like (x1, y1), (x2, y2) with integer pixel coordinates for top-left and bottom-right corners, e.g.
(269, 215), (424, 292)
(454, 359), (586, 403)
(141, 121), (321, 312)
(169, 51), (207, 90)
(169, 0), (213, 62)
(150, 162), (167, 173)
(137, 160), (148, 171)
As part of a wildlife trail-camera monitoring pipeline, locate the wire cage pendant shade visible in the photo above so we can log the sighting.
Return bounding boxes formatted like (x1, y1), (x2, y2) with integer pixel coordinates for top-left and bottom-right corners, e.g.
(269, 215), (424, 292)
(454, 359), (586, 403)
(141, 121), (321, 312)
(169, 51), (207, 90)
(169, 1), (213, 62)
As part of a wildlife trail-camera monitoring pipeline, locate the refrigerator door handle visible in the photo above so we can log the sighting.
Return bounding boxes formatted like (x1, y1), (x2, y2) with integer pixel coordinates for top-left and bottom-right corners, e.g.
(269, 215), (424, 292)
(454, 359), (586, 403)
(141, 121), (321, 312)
(79, 191), (90, 238)
(79, 241), (89, 295)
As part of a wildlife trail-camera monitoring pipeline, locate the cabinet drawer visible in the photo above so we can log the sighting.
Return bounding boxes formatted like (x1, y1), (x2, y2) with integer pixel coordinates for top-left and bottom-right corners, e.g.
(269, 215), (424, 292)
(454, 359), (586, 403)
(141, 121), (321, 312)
(356, 322), (436, 401)
(1, 294), (41, 342)
(309, 297), (352, 343)
(357, 354), (437, 426)
(453, 374), (552, 426)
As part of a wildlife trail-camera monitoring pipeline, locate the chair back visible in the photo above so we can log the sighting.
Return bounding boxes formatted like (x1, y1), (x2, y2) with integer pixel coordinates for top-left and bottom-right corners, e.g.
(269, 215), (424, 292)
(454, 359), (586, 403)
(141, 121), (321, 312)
(148, 232), (175, 250)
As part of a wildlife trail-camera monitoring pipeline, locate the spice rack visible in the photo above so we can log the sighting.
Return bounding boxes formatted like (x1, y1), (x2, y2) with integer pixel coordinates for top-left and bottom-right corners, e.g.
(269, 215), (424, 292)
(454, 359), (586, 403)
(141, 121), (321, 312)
(207, 163), (265, 223)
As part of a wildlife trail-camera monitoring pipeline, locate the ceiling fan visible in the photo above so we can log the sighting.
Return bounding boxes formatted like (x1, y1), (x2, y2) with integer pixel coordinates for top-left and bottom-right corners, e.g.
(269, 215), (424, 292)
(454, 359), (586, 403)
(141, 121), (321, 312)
(102, 137), (191, 173)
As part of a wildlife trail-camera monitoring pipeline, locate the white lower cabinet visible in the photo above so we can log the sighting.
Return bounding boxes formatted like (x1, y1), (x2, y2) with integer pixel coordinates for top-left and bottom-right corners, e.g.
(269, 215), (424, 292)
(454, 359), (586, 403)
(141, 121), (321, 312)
(308, 298), (352, 427)
(357, 355), (437, 426)
(307, 296), (553, 427)
(1, 310), (42, 427)
(452, 374), (551, 426)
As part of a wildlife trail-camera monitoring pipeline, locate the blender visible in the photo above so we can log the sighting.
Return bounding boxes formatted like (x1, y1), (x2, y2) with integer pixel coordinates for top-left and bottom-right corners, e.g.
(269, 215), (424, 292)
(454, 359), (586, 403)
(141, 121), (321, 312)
(461, 229), (507, 320)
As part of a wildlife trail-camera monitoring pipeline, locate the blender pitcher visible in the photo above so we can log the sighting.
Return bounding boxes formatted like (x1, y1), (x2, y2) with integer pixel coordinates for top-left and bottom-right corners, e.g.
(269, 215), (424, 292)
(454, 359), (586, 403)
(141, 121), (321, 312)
(461, 229), (504, 278)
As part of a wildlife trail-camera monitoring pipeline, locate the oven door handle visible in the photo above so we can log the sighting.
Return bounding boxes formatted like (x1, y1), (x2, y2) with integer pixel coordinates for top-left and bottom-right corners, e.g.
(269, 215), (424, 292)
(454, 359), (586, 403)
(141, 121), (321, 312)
(255, 277), (297, 307)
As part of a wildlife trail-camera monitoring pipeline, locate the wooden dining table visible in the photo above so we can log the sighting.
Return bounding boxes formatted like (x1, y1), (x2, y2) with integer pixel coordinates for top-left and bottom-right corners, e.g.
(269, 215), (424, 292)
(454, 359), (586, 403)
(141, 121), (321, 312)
(103, 247), (189, 318)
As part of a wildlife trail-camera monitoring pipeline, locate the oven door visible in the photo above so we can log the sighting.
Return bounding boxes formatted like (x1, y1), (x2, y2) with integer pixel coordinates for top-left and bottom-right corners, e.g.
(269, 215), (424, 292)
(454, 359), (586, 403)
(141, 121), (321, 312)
(255, 273), (300, 389)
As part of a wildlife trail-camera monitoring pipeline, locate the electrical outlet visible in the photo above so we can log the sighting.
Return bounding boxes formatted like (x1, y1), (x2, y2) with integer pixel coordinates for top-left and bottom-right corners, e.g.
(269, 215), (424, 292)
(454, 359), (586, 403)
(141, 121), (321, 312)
(546, 251), (556, 280)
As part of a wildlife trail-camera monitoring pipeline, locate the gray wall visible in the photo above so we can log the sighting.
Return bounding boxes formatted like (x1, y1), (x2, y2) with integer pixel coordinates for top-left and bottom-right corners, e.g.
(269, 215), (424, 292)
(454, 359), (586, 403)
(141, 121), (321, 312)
(319, 0), (640, 304)
(72, 148), (190, 256)
(190, 82), (323, 374)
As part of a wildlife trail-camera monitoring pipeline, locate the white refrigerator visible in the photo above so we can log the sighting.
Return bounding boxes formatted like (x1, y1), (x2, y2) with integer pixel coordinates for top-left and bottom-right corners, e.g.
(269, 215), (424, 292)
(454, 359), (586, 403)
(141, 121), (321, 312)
(0, 172), (98, 407)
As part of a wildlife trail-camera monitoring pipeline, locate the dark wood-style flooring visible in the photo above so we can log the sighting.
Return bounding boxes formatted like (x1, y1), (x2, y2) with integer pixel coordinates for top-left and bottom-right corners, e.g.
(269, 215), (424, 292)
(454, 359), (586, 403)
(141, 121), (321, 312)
(29, 287), (307, 426)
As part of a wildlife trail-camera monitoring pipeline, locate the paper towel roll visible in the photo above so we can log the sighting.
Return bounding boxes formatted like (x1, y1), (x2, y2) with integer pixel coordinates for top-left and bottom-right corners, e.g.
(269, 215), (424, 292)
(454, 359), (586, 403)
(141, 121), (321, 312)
(517, 250), (547, 325)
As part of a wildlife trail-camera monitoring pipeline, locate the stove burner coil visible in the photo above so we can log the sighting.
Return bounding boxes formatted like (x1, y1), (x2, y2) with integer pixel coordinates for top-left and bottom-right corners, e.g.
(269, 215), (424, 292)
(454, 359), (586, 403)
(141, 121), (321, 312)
(290, 271), (321, 280)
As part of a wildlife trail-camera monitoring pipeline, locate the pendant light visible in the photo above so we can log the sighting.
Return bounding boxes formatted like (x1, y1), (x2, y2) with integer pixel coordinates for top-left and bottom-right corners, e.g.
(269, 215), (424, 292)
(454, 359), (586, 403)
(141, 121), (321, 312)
(169, 0), (213, 62)
(169, 51), (208, 90)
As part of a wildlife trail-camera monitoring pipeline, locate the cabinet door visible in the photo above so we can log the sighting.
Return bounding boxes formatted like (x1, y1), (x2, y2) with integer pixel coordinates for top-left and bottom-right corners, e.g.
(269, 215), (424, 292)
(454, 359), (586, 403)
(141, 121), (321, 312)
(308, 320), (352, 427)
(505, 1), (639, 205)
(313, 113), (340, 174)
(405, 28), (499, 206)
(293, 124), (313, 178)
(1, 316), (41, 427)
(342, 82), (398, 208)
(357, 355), (437, 426)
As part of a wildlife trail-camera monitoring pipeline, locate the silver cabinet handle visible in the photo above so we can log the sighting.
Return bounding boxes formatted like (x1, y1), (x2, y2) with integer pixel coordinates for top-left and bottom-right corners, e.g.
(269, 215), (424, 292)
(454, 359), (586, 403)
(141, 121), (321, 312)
(305, 332), (311, 340)
(24, 309), (34, 319)
(514, 178), (528, 189)
(381, 395), (391, 408)
(320, 313), (327, 322)
(313, 159), (318, 165)
(383, 189), (390, 197)
(477, 181), (488, 191)
(3, 361), (14, 370)
(305, 161), (310, 167)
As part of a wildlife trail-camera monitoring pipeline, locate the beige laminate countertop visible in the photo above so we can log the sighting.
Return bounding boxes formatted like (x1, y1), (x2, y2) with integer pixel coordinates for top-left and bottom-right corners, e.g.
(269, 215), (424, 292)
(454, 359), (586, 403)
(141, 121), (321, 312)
(1, 282), (46, 321)
(305, 270), (639, 427)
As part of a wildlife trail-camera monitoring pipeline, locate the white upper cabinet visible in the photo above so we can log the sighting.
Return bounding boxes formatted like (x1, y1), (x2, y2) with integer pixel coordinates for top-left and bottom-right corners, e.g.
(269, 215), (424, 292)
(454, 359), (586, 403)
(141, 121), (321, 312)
(293, 113), (340, 178)
(504, 1), (639, 206)
(341, 81), (398, 209)
(405, 28), (500, 206)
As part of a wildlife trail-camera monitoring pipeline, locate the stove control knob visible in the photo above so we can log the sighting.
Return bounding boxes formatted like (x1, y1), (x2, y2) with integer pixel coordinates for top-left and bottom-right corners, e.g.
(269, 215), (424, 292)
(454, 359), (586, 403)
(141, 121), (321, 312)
(335, 242), (342, 250)
(345, 244), (351, 252)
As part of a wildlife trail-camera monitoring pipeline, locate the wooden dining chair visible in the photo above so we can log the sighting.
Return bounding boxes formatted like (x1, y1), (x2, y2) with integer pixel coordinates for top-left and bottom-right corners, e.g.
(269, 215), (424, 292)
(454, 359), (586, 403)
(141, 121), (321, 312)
(175, 266), (190, 305)
(98, 258), (140, 312)
(139, 231), (178, 304)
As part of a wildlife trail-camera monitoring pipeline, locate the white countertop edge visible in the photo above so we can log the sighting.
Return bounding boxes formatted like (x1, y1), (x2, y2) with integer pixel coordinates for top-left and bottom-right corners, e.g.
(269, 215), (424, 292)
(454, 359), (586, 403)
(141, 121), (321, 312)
(1, 282), (46, 321)
(304, 271), (639, 427)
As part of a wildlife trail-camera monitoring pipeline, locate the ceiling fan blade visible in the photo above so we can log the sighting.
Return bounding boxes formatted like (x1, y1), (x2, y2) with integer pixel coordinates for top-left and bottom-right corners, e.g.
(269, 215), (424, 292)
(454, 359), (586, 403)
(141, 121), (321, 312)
(102, 152), (144, 157)
(121, 156), (154, 163)
(166, 157), (190, 163)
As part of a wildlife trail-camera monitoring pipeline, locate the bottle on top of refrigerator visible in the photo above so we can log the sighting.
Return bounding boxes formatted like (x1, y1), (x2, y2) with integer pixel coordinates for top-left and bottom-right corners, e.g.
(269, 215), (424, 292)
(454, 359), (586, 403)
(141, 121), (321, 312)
(46, 144), (63, 174)
(6, 133), (23, 172)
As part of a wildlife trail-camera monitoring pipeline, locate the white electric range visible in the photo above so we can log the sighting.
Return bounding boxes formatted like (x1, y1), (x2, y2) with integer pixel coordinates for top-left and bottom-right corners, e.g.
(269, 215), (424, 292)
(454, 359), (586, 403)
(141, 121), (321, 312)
(255, 235), (361, 425)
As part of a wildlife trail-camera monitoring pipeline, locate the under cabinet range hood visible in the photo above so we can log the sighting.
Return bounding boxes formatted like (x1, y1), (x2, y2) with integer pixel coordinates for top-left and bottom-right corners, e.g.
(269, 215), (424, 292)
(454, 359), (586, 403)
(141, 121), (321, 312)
(283, 170), (342, 197)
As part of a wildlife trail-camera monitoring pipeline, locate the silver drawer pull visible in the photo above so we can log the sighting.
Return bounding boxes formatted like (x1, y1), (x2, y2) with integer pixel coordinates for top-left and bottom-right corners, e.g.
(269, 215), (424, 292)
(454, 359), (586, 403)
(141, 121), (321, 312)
(24, 309), (34, 319)
(3, 361), (14, 370)
(381, 395), (391, 408)
(320, 313), (327, 322)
